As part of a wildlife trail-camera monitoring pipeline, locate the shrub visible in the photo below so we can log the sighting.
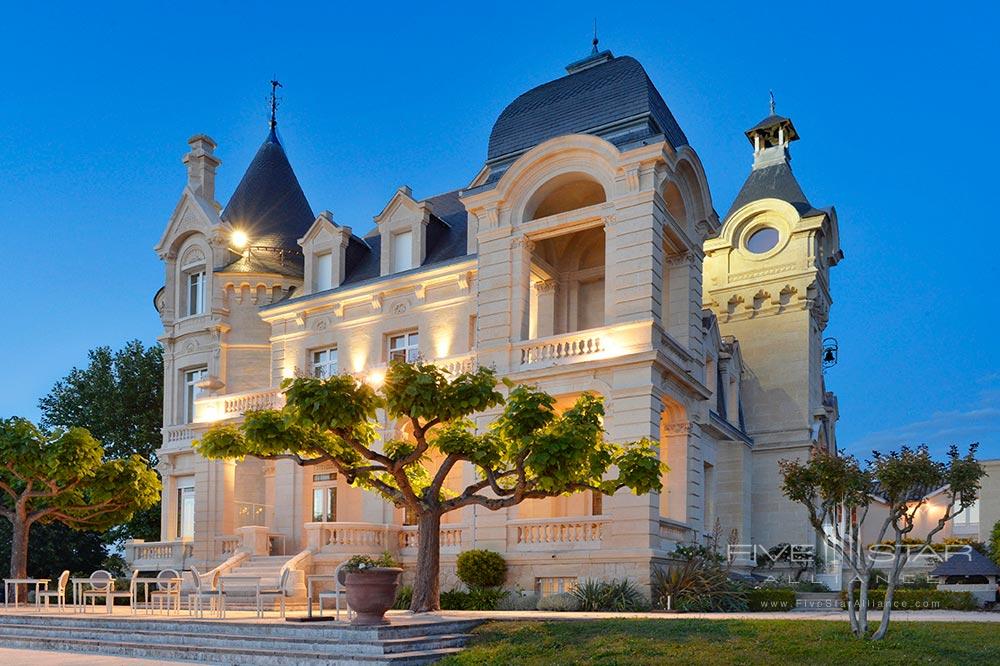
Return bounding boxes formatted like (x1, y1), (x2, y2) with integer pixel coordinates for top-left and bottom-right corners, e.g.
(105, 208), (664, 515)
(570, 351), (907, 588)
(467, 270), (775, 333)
(843, 589), (977, 611)
(467, 587), (509, 610)
(651, 558), (748, 612)
(456, 550), (507, 589)
(671, 543), (723, 564)
(440, 589), (471, 610)
(496, 591), (540, 611)
(393, 584), (413, 610)
(342, 552), (399, 573)
(571, 578), (650, 612)
(536, 592), (581, 612)
(747, 588), (796, 612)
(991, 520), (1000, 565)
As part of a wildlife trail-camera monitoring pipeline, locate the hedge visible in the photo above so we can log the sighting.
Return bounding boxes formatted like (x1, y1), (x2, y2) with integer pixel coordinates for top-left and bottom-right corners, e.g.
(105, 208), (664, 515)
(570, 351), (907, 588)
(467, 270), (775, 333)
(747, 588), (796, 612)
(842, 589), (977, 611)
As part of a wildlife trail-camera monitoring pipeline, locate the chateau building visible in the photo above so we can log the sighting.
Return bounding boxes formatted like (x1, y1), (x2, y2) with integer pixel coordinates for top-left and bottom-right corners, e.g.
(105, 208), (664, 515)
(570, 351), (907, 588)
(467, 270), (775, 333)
(137, 45), (845, 595)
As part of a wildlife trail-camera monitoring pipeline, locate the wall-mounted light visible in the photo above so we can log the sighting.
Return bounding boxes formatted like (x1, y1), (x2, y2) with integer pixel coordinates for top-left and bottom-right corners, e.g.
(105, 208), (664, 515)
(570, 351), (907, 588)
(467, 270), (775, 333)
(231, 229), (249, 250)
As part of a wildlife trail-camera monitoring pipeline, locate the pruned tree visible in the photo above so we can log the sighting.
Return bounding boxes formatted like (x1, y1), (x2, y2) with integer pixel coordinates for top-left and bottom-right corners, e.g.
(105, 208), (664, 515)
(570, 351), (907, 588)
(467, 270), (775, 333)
(0, 417), (161, 592)
(197, 362), (663, 612)
(780, 444), (983, 640)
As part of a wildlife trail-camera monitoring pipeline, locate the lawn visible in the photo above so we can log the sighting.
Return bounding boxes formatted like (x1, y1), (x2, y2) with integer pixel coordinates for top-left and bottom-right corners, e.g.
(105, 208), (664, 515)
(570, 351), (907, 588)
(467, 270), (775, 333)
(439, 619), (1000, 665)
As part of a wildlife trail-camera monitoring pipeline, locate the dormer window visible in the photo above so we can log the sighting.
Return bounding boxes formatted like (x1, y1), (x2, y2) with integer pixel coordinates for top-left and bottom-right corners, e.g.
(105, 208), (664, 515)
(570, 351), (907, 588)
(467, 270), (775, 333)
(391, 230), (413, 273)
(313, 251), (333, 292)
(187, 270), (206, 316)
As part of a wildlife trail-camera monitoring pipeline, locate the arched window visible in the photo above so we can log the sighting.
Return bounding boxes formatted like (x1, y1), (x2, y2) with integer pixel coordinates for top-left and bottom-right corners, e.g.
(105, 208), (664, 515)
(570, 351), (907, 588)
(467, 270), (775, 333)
(525, 173), (607, 221)
(178, 244), (208, 317)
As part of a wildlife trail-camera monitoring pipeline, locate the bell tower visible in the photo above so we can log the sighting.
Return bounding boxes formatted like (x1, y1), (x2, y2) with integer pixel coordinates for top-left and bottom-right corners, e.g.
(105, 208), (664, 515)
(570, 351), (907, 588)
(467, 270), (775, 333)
(703, 100), (843, 546)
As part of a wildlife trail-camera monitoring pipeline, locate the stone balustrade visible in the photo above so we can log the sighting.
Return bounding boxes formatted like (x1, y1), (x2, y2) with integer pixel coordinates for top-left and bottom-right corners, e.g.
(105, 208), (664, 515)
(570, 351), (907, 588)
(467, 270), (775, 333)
(398, 525), (465, 553)
(508, 517), (609, 550)
(304, 522), (398, 555)
(436, 353), (477, 376)
(124, 540), (194, 569)
(516, 321), (656, 370)
(194, 387), (285, 423)
(216, 535), (242, 558)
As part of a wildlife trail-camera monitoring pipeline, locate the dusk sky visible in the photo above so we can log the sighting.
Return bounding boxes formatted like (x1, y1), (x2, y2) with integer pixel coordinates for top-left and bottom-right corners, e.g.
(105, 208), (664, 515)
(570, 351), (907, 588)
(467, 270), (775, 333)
(1, 2), (996, 460)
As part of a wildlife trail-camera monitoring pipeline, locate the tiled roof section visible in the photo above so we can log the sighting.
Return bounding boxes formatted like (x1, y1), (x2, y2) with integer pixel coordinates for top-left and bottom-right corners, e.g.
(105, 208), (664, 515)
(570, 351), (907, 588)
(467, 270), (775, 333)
(725, 162), (822, 220)
(486, 55), (688, 162)
(930, 548), (1000, 578)
(870, 482), (946, 503)
(340, 190), (469, 287)
(216, 247), (304, 279)
(222, 128), (315, 250)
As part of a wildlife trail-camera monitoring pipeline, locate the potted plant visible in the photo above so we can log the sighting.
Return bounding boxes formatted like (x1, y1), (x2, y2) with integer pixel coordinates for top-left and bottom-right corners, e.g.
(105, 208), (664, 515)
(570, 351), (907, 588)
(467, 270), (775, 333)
(342, 552), (403, 625)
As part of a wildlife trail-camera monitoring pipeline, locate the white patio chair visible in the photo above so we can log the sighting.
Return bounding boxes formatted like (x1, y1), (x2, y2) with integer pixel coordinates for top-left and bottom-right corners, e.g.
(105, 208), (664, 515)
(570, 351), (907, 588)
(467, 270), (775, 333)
(256, 567), (290, 618)
(81, 570), (114, 613)
(317, 561), (353, 621)
(107, 569), (140, 614)
(149, 569), (182, 614)
(37, 570), (70, 611)
(188, 566), (225, 619)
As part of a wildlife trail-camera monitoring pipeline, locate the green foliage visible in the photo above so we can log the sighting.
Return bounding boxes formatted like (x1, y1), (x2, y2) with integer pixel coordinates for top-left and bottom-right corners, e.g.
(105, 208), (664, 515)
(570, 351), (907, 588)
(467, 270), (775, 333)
(536, 592), (581, 612)
(671, 543), (723, 564)
(651, 558), (748, 612)
(342, 552), (399, 572)
(747, 588), (796, 612)
(437, 587), (508, 610)
(456, 549), (507, 589)
(571, 578), (650, 612)
(38, 340), (164, 547)
(0, 521), (108, 580)
(440, 588), (470, 610)
(496, 591), (540, 611)
(990, 520), (1000, 565)
(393, 585), (413, 610)
(844, 589), (977, 611)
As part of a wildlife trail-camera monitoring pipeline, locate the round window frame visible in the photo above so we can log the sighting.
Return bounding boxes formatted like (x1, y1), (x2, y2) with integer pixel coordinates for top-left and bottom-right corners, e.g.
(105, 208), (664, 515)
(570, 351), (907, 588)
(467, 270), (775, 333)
(736, 218), (788, 261)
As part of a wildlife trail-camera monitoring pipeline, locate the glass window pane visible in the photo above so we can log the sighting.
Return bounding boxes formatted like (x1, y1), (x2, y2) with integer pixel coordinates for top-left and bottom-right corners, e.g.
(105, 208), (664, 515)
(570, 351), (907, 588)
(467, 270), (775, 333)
(312, 488), (324, 522)
(392, 231), (413, 273)
(327, 488), (337, 522)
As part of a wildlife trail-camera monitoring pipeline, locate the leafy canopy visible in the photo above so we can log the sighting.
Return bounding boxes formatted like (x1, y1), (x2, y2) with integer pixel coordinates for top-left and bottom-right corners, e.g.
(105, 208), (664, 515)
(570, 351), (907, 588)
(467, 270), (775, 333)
(197, 362), (663, 513)
(0, 417), (161, 531)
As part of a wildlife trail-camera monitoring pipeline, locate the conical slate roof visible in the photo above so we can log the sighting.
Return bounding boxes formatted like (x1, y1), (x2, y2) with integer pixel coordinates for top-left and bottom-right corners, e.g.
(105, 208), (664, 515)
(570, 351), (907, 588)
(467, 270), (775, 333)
(725, 161), (820, 220)
(222, 128), (315, 249)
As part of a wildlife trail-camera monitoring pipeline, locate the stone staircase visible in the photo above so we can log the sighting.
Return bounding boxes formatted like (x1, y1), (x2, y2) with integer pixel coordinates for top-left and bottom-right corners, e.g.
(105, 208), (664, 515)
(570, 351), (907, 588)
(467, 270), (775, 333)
(0, 614), (481, 665)
(215, 554), (308, 609)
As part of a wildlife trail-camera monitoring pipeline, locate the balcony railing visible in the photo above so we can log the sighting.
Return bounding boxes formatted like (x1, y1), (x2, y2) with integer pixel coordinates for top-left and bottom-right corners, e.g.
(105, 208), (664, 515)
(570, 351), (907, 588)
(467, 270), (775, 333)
(124, 540), (193, 569)
(515, 321), (652, 370)
(304, 522), (397, 555)
(508, 517), (609, 550)
(399, 524), (465, 553)
(193, 387), (285, 423)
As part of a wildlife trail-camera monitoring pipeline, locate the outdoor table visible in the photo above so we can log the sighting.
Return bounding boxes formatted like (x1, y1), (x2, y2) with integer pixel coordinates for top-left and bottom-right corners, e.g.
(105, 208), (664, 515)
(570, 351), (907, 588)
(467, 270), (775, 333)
(135, 576), (184, 614)
(305, 574), (338, 619)
(71, 576), (110, 613)
(3, 578), (49, 609)
(219, 574), (261, 598)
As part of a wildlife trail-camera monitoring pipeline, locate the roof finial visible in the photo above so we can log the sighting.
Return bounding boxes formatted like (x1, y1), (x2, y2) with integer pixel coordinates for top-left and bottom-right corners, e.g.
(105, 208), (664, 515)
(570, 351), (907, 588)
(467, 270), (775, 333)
(769, 90), (776, 116)
(591, 19), (599, 55)
(269, 78), (283, 130)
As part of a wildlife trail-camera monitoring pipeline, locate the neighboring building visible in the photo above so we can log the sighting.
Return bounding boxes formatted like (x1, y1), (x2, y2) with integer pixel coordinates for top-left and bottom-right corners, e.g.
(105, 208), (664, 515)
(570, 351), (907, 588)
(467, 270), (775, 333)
(135, 45), (845, 595)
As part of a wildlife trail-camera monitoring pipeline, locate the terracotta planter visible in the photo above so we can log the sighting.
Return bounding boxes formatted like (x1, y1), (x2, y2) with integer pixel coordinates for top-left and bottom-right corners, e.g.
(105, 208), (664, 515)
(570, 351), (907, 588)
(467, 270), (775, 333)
(344, 567), (403, 625)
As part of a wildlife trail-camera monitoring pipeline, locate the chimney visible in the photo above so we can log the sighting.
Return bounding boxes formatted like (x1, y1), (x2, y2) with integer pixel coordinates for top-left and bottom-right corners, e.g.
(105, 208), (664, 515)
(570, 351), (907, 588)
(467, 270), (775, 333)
(183, 134), (221, 202)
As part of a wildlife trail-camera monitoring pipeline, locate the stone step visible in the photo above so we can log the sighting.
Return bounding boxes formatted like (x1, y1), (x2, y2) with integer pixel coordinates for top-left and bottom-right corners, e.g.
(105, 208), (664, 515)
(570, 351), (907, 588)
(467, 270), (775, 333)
(0, 632), (465, 665)
(0, 622), (471, 655)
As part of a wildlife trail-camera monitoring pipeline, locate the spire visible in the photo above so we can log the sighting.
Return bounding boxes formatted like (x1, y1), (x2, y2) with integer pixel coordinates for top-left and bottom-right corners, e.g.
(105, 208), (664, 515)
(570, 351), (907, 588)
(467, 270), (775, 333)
(769, 90), (776, 116)
(566, 22), (613, 74)
(591, 19), (599, 55)
(269, 79), (282, 131)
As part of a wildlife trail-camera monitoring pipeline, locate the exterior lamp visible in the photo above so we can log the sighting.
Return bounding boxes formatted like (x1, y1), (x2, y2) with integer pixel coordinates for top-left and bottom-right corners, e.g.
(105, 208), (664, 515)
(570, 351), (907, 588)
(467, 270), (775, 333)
(231, 229), (249, 250)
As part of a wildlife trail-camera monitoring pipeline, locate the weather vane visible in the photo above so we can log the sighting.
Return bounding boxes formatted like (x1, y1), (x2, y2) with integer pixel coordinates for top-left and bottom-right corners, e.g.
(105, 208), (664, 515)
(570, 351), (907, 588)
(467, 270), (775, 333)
(592, 19), (599, 55)
(769, 90), (776, 115)
(269, 79), (283, 130)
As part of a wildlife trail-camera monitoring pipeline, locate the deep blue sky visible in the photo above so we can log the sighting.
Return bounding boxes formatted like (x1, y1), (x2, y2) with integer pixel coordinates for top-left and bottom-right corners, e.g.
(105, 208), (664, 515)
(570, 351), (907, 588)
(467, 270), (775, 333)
(1, 2), (997, 459)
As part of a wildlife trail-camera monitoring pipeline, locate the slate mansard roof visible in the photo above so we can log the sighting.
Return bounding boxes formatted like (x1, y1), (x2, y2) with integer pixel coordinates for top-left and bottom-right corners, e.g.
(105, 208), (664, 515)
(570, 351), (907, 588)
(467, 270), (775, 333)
(725, 162), (823, 220)
(930, 548), (1000, 578)
(486, 54), (689, 164)
(221, 128), (315, 250)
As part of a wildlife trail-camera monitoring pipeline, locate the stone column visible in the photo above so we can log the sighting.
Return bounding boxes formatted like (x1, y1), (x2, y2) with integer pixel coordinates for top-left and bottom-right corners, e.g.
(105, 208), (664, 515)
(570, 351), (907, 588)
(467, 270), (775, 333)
(662, 421), (706, 537)
(192, 458), (236, 565)
(510, 237), (534, 342)
(534, 280), (557, 338)
(603, 198), (663, 327)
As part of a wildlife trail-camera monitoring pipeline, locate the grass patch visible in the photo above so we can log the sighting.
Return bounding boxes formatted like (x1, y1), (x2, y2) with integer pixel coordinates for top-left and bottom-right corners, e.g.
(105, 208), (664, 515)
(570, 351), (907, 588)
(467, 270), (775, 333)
(439, 619), (1000, 665)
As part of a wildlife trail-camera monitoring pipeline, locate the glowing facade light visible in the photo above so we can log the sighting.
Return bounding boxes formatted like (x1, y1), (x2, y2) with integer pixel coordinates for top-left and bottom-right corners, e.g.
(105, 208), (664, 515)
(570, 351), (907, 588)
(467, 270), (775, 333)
(367, 368), (386, 386)
(231, 229), (249, 249)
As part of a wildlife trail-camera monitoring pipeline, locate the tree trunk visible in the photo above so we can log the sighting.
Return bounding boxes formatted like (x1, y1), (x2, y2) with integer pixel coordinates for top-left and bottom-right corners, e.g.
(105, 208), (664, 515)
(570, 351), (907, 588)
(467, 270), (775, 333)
(8, 512), (31, 602)
(858, 578), (870, 637)
(410, 510), (442, 613)
(846, 579), (859, 636)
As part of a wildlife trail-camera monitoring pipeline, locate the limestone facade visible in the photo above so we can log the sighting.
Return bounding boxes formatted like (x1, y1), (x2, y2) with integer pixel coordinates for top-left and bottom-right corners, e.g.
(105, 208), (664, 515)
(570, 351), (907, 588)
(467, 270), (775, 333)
(135, 49), (848, 594)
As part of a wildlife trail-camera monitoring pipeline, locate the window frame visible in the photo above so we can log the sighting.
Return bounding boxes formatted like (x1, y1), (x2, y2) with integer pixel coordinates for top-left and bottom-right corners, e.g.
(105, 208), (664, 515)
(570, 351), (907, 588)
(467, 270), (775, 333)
(311, 347), (339, 379)
(311, 472), (338, 522)
(388, 331), (420, 363)
(391, 229), (414, 273)
(183, 366), (208, 423)
(186, 270), (207, 317)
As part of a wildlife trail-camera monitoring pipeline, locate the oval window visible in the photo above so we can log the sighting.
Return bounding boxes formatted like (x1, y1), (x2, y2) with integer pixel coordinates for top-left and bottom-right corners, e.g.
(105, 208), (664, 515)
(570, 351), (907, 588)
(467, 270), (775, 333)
(746, 227), (779, 254)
